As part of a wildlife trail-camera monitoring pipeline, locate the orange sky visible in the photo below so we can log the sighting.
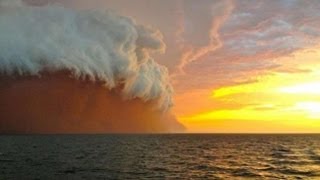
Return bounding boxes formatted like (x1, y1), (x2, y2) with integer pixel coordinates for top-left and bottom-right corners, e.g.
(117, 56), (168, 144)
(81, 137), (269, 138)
(9, 0), (320, 133)
(53, 0), (320, 133)
(175, 47), (320, 132)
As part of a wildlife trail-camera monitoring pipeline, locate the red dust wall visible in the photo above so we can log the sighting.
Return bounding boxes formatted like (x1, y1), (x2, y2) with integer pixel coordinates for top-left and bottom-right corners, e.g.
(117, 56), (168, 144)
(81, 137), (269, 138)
(0, 72), (183, 134)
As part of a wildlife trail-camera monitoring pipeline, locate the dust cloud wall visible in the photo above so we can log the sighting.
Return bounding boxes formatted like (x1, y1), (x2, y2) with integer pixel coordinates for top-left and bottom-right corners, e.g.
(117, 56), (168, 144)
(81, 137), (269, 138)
(0, 0), (184, 133)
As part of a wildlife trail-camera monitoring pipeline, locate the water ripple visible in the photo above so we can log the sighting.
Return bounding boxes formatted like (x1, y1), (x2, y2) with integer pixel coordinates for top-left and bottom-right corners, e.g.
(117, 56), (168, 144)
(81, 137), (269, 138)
(1, 134), (320, 179)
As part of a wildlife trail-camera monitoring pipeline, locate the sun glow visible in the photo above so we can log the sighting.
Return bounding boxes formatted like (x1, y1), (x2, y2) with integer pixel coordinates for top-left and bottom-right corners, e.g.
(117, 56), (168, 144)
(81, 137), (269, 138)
(295, 102), (320, 119)
(279, 82), (320, 94)
(177, 47), (320, 133)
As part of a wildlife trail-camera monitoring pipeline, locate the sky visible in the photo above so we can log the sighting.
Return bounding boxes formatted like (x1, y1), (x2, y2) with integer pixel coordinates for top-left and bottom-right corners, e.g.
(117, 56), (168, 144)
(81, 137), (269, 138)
(21, 0), (320, 133)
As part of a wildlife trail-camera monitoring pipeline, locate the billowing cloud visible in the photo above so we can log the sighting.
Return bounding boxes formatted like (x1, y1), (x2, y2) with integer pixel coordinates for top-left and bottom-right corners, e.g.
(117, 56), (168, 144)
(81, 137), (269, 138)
(2, 0), (320, 132)
(0, 0), (184, 133)
(32, 0), (320, 92)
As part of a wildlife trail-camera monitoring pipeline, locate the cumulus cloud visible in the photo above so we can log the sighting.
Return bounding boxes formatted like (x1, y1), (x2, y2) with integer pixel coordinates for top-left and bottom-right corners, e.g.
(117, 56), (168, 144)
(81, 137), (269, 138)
(0, 0), (186, 133)
(0, 0), (172, 110)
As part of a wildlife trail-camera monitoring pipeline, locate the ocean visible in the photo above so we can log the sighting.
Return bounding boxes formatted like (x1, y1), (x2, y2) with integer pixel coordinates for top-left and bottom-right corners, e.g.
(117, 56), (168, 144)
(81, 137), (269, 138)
(1, 134), (320, 179)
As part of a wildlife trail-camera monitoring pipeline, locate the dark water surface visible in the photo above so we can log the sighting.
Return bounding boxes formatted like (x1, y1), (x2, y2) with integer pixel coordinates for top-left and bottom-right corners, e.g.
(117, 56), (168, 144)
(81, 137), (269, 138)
(1, 134), (320, 179)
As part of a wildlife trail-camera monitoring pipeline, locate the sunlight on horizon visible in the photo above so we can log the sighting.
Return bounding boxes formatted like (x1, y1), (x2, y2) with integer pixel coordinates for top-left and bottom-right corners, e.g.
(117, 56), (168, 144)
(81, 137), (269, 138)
(178, 47), (320, 133)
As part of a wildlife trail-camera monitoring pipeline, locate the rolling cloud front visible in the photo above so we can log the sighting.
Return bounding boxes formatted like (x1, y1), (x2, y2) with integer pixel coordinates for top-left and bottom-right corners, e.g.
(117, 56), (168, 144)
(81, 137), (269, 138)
(1, 0), (320, 132)
(0, 0), (183, 133)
